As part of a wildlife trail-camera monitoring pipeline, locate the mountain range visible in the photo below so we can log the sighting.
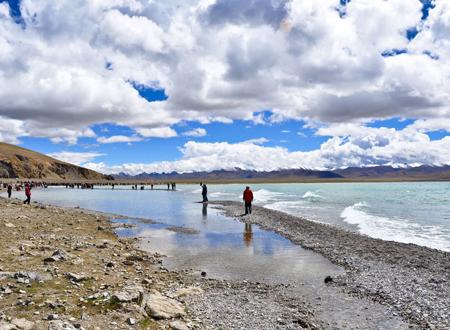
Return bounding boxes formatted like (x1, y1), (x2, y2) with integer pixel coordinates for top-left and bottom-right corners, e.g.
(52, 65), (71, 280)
(114, 165), (450, 182)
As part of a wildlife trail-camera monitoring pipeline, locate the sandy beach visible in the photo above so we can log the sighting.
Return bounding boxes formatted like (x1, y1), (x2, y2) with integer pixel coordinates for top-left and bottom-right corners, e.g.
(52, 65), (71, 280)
(213, 201), (450, 329)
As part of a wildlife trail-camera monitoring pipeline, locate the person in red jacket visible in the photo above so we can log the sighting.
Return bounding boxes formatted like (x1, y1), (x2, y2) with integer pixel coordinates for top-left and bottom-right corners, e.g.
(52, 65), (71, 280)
(243, 186), (254, 215)
(23, 183), (31, 205)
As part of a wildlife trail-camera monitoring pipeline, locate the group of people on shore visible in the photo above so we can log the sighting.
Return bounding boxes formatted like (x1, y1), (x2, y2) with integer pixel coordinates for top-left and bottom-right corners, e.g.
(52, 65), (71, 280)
(2, 181), (33, 204)
(200, 183), (254, 215)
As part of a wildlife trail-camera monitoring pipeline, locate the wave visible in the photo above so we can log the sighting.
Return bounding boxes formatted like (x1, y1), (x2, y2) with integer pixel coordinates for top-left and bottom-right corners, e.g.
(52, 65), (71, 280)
(301, 191), (323, 200)
(341, 202), (450, 252)
(253, 189), (285, 203)
(209, 192), (237, 198)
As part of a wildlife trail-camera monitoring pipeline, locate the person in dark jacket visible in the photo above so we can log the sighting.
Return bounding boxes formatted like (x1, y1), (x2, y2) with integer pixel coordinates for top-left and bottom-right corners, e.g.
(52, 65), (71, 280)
(23, 183), (31, 205)
(7, 184), (12, 198)
(202, 183), (208, 202)
(243, 186), (254, 215)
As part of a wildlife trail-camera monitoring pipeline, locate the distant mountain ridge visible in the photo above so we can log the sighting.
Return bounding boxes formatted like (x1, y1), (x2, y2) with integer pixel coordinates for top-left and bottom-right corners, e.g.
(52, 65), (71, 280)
(0, 142), (113, 181)
(114, 165), (450, 181)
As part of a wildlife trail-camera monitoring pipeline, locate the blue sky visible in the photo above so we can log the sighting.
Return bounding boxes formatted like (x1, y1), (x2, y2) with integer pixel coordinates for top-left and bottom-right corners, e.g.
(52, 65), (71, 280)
(1, 0), (450, 174)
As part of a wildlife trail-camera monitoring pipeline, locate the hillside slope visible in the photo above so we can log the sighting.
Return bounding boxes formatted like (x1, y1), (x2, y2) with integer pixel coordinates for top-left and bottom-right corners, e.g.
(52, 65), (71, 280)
(0, 142), (112, 180)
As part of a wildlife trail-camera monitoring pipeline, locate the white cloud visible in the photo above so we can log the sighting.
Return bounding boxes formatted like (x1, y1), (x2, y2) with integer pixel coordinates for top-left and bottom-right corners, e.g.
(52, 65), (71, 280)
(47, 151), (105, 165)
(0, 0), (450, 170)
(84, 124), (450, 175)
(183, 128), (207, 137)
(136, 127), (178, 138)
(97, 135), (143, 144)
(281, 130), (290, 133)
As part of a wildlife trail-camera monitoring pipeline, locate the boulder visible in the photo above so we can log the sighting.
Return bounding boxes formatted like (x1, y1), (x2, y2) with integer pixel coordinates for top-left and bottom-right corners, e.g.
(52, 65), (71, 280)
(11, 318), (35, 330)
(144, 292), (186, 320)
(112, 285), (144, 304)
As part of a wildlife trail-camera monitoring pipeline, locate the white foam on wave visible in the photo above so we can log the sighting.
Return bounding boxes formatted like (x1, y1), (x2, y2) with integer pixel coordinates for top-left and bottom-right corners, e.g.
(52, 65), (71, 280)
(209, 192), (237, 198)
(253, 189), (285, 202)
(301, 191), (323, 200)
(190, 188), (203, 194)
(341, 202), (450, 252)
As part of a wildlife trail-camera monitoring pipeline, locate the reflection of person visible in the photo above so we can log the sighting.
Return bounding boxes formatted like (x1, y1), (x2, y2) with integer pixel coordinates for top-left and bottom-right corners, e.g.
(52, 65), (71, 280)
(243, 186), (253, 215)
(23, 183), (31, 205)
(243, 223), (253, 247)
(202, 203), (208, 217)
(202, 183), (208, 202)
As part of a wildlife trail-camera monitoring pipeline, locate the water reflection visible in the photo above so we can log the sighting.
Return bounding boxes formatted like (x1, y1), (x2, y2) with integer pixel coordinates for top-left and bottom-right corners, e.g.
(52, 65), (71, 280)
(202, 203), (208, 218)
(243, 223), (253, 247)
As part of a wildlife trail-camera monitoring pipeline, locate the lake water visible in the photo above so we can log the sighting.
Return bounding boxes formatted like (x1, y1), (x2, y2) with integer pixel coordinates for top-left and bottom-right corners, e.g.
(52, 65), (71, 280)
(8, 186), (343, 285)
(181, 182), (450, 252)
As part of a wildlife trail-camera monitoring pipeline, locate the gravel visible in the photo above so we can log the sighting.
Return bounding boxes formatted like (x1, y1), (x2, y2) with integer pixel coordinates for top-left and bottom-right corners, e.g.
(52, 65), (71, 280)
(213, 201), (450, 329)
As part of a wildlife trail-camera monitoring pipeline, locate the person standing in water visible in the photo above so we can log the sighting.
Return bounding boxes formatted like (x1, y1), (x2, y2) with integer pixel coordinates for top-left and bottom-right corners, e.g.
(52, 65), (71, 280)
(202, 183), (208, 202)
(243, 186), (253, 215)
(7, 184), (12, 198)
(23, 183), (31, 205)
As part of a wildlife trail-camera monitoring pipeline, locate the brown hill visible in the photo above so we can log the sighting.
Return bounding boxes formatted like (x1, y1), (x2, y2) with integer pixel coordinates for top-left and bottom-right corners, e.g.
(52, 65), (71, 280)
(0, 142), (112, 181)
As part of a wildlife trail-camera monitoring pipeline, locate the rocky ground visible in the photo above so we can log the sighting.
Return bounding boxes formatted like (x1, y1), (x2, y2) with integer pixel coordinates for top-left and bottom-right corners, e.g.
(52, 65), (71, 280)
(0, 197), (325, 330)
(213, 201), (450, 329)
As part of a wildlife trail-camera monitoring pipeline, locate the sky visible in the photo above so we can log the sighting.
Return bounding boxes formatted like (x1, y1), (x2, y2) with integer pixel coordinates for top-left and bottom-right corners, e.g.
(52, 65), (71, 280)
(1, 0), (450, 175)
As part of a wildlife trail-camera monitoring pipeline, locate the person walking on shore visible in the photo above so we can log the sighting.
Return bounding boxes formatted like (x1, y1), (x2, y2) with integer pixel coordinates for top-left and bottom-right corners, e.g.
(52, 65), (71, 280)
(7, 184), (12, 198)
(202, 183), (208, 202)
(23, 183), (31, 205)
(243, 186), (253, 215)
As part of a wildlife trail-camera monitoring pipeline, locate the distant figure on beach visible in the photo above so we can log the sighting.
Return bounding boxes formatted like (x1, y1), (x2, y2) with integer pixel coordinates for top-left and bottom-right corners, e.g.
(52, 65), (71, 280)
(167, 183), (170, 190)
(23, 183), (31, 205)
(151, 183), (154, 190)
(201, 183), (208, 202)
(7, 184), (12, 198)
(243, 186), (253, 215)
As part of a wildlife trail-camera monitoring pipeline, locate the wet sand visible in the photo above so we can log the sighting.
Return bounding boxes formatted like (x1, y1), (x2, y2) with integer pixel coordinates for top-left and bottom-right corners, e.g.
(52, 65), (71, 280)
(213, 200), (450, 329)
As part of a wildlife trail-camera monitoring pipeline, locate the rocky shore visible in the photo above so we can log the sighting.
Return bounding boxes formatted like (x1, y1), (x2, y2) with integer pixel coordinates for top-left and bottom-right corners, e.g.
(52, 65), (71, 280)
(0, 197), (325, 329)
(213, 201), (450, 329)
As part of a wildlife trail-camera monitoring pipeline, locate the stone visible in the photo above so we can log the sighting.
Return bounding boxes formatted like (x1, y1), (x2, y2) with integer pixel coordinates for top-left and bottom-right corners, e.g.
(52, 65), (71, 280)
(201, 271), (207, 277)
(170, 320), (189, 330)
(144, 292), (186, 320)
(324, 275), (333, 284)
(44, 250), (66, 263)
(66, 273), (89, 283)
(11, 318), (35, 330)
(48, 321), (77, 330)
(126, 317), (136, 325)
(0, 320), (15, 330)
(5, 223), (15, 228)
(174, 286), (204, 298)
(47, 314), (59, 320)
(112, 285), (144, 303)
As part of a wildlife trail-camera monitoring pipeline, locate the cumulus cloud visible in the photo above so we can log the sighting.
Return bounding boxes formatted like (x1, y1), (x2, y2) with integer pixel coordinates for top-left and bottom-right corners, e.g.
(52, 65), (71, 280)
(84, 124), (450, 175)
(183, 128), (207, 137)
(136, 127), (178, 138)
(1, 0), (450, 170)
(97, 135), (143, 144)
(47, 151), (105, 165)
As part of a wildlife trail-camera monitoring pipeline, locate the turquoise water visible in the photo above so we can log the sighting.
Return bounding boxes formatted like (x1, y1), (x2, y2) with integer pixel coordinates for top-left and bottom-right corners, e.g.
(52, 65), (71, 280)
(6, 181), (450, 252)
(180, 182), (450, 251)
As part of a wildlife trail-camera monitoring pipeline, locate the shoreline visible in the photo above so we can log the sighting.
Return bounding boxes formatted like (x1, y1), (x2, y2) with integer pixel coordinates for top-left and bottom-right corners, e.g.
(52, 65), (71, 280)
(212, 200), (450, 329)
(0, 197), (328, 329)
(1, 195), (447, 329)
